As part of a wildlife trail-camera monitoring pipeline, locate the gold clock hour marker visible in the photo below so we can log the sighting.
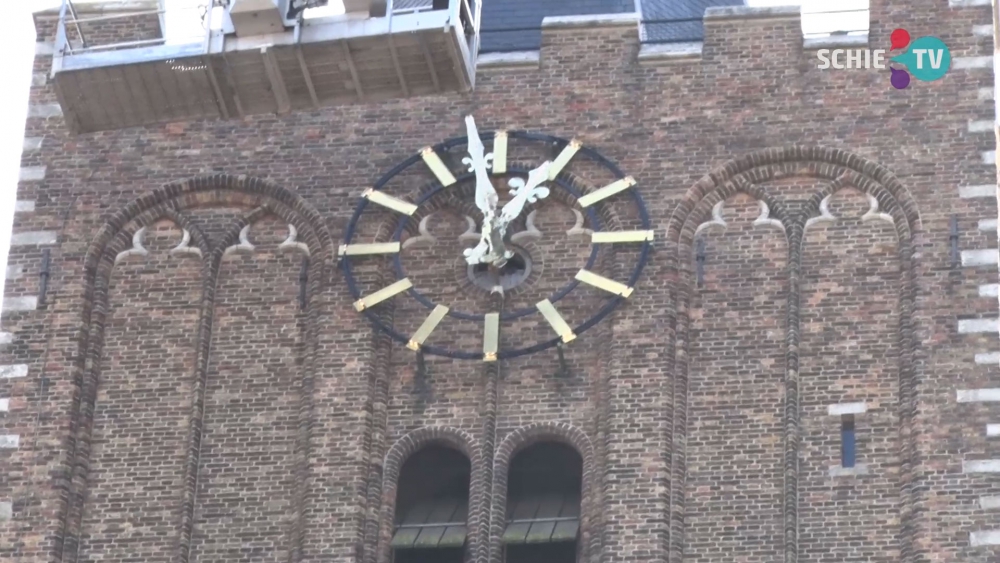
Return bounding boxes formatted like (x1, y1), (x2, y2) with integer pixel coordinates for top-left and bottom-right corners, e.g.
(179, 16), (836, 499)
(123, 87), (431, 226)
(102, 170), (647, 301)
(363, 188), (418, 216)
(536, 299), (577, 343)
(353, 278), (413, 311)
(421, 147), (457, 187)
(339, 242), (402, 256)
(577, 176), (636, 208)
(492, 131), (508, 174)
(407, 305), (450, 351)
(591, 230), (655, 244)
(483, 312), (499, 362)
(548, 139), (582, 180)
(575, 270), (633, 298)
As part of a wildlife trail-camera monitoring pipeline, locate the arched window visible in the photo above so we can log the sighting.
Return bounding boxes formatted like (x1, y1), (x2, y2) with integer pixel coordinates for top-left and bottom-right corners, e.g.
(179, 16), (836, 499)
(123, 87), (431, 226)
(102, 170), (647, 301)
(391, 445), (471, 563)
(503, 442), (582, 563)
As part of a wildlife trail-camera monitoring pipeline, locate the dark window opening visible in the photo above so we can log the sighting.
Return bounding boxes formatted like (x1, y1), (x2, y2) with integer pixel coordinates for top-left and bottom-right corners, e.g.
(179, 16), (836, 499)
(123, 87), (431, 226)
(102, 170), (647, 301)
(841, 414), (856, 468)
(503, 442), (582, 563)
(392, 445), (471, 563)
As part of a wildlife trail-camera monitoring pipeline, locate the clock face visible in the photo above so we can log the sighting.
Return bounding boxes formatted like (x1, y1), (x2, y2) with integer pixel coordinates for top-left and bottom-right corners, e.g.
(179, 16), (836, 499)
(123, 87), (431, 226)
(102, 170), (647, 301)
(340, 116), (652, 361)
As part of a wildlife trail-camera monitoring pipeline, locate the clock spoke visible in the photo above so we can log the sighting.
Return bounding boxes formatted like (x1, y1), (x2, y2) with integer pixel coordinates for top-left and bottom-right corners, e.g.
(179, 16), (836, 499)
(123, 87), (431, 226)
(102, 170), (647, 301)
(339, 242), (402, 256)
(536, 299), (577, 344)
(577, 176), (636, 208)
(483, 312), (500, 362)
(492, 131), (508, 174)
(548, 139), (582, 180)
(363, 188), (418, 216)
(354, 278), (413, 311)
(591, 230), (655, 244)
(421, 147), (457, 187)
(575, 270), (633, 298)
(407, 304), (450, 351)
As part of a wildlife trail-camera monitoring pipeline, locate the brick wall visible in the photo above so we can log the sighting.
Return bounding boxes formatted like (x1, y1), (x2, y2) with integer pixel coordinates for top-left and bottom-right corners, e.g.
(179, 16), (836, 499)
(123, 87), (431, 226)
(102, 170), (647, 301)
(2, 1), (998, 563)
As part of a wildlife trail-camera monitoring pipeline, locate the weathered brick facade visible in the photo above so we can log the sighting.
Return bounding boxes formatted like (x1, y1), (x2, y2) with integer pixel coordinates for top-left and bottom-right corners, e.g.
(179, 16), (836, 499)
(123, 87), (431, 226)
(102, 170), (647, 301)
(2, 1), (999, 563)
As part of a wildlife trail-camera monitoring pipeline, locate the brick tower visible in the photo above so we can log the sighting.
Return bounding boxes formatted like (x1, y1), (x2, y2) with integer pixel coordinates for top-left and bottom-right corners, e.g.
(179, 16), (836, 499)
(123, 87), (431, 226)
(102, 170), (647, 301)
(1, 0), (999, 562)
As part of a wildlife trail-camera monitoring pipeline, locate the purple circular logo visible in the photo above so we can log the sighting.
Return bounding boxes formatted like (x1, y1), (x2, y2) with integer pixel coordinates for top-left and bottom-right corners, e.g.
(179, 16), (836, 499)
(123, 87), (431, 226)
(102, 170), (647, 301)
(890, 68), (911, 90)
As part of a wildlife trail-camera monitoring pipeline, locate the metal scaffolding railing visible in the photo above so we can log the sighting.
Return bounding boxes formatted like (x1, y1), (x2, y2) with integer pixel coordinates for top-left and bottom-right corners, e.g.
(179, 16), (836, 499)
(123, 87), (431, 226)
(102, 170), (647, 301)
(54, 0), (218, 56)
(53, 0), (480, 60)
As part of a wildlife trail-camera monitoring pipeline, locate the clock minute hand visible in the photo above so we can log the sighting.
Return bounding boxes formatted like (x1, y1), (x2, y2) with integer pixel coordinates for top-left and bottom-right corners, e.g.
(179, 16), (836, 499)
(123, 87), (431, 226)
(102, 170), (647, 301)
(462, 115), (498, 217)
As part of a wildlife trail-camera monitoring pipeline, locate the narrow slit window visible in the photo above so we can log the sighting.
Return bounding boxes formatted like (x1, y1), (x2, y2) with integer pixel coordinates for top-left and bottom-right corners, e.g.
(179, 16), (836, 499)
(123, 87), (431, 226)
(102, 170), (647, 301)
(841, 414), (856, 468)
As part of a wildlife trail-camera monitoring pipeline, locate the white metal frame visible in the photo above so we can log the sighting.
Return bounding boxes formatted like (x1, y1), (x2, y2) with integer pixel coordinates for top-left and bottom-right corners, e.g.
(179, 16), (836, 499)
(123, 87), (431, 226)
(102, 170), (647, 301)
(52, 0), (480, 81)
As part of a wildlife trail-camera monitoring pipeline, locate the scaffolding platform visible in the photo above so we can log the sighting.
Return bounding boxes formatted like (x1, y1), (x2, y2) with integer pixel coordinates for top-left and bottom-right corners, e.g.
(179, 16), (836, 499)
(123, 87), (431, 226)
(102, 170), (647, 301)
(49, 0), (480, 133)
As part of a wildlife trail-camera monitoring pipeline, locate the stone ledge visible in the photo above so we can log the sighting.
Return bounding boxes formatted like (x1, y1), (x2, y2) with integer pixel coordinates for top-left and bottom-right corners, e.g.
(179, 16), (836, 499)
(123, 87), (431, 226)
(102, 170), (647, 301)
(803, 34), (868, 49)
(6, 265), (26, 280)
(958, 318), (999, 334)
(541, 13), (639, 29)
(0, 333), (12, 346)
(950, 0), (992, 6)
(827, 402), (866, 416)
(980, 496), (1000, 509)
(964, 459), (1000, 473)
(954, 56), (993, 69)
(957, 388), (1000, 402)
(973, 24), (993, 37)
(0, 365), (28, 379)
(638, 42), (702, 64)
(961, 249), (998, 267)
(0, 398), (7, 412)
(959, 184), (995, 198)
(3, 296), (38, 312)
(975, 351), (999, 364)
(14, 201), (35, 213)
(988, 424), (1000, 437)
(22, 137), (43, 151)
(10, 231), (57, 246)
(19, 166), (46, 182)
(0, 435), (19, 448)
(969, 120), (994, 132)
(476, 51), (540, 69)
(28, 104), (63, 118)
(829, 464), (869, 477)
(970, 530), (1000, 547)
(705, 5), (800, 23)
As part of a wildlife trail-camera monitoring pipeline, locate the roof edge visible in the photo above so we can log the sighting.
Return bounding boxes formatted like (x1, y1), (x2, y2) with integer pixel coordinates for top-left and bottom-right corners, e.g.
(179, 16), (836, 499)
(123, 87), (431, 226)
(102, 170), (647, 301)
(541, 12), (640, 30)
(704, 5), (800, 23)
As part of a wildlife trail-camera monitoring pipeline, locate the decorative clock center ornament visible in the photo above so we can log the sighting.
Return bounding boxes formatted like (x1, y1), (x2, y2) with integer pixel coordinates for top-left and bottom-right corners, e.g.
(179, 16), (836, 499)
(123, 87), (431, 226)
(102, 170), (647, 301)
(461, 115), (551, 269)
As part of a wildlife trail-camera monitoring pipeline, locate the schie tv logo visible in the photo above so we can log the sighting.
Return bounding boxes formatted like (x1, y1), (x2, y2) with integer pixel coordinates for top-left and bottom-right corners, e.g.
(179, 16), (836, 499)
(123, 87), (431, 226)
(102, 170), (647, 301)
(816, 28), (951, 89)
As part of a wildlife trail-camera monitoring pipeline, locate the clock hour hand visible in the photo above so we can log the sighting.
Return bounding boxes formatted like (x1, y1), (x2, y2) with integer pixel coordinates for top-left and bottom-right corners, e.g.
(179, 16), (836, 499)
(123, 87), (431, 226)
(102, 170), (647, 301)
(498, 160), (551, 227)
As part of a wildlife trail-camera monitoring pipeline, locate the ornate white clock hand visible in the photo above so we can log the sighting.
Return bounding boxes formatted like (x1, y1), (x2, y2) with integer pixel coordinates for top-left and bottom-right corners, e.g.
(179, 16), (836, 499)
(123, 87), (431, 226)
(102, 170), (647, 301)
(498, 160), (551, 227)
(462, 115), (498, 216)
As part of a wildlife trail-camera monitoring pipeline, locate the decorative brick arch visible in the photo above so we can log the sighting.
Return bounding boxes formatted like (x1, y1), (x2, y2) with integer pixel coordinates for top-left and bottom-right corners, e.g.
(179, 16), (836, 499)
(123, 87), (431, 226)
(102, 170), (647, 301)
(664, 146), (921, 563)
(667, 146), (920, 243)
(375, 426), (483, 563)
(489, 422), (599, 563)
(59, 175), (334, 563)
